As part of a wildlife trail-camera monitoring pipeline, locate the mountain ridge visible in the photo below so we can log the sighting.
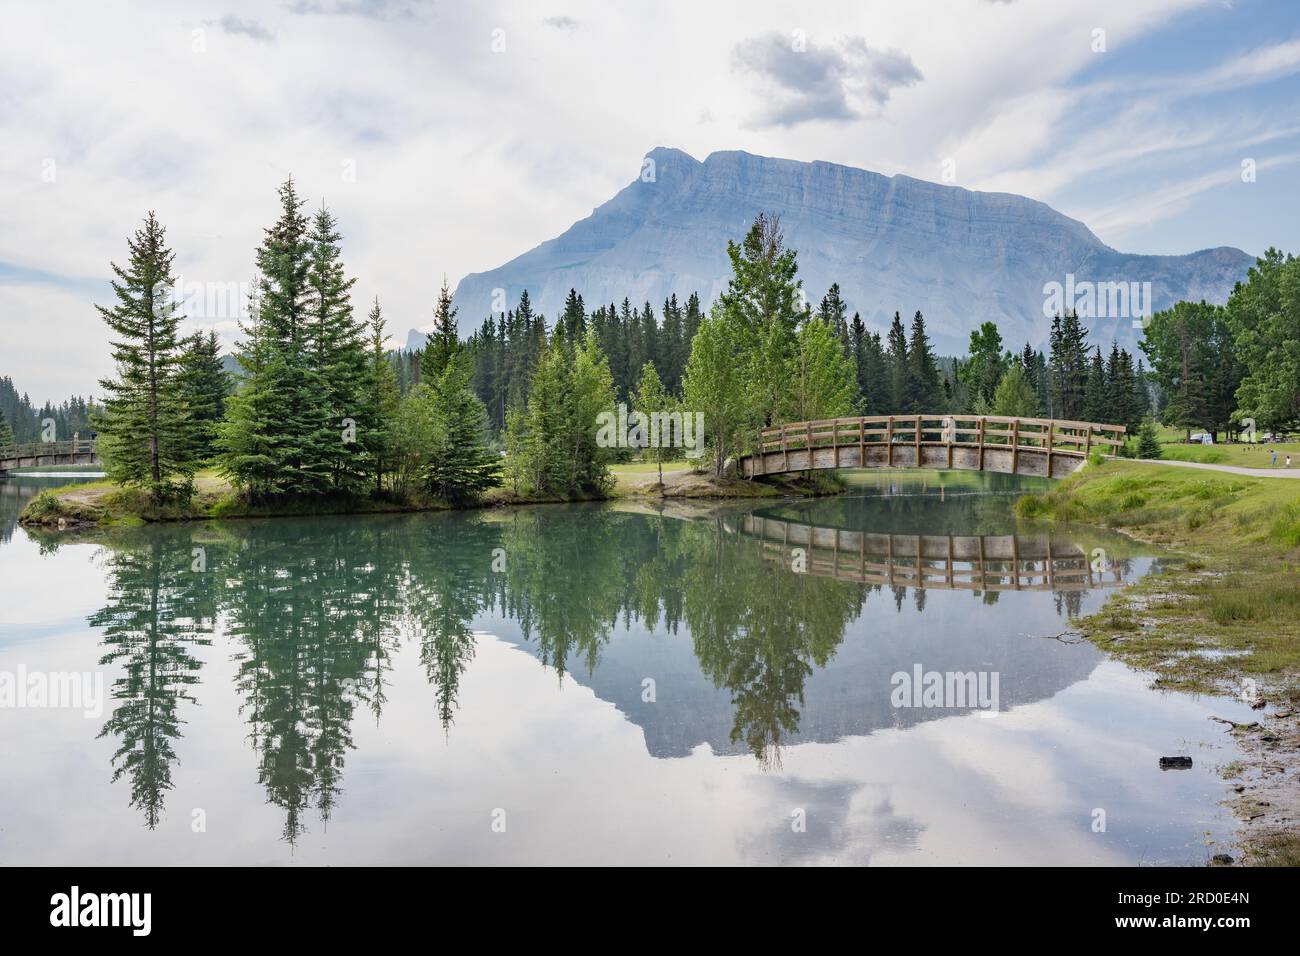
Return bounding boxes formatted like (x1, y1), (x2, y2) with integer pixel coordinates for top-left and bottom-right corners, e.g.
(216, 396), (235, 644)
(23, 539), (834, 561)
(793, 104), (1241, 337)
(407, 148), (1254, 354)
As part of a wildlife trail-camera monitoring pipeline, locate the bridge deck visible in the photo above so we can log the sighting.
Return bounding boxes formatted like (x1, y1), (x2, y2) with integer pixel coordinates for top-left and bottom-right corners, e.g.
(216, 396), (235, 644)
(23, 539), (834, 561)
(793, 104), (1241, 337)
(739, 414), (1125, 479)
(0, 439), (100, 472)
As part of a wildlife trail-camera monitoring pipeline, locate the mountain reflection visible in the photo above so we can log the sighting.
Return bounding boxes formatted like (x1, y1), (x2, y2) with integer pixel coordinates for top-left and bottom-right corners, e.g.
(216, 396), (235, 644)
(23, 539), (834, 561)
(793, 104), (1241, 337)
(72, 498), (1135, 839)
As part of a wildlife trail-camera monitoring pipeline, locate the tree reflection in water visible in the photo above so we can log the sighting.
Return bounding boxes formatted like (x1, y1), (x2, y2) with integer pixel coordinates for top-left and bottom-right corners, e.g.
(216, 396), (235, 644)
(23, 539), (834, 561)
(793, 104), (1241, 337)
(76, 500), (1126, 838)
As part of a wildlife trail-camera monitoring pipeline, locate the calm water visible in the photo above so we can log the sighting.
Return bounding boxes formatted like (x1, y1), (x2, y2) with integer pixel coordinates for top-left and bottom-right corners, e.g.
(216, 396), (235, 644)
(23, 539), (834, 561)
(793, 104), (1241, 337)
(0, 471), (1252, 865)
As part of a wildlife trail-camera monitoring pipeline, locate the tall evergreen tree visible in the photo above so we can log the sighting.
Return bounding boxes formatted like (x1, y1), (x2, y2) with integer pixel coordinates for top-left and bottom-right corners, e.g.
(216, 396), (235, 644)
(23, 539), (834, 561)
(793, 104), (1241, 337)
(424, 353), (501, 504)
(848, 312), (868, 408)
(362, 298), (400, 494)
(0, 410), (13, 449)
(176, 330), (230, 463)
(220, 178), (324, 498)
(517, 339), (576, 495)
(904, 311), (941, 412)
(306, 204), (367, 492)
(817, 283), (850, 355)
(660, 293), (685, 394)
(94, 211), (198, 503)
(886, 312), (908, 412)
(1082, 346), (1108, 423)
(1049, 311), (1090, 419)
(422, 277), (461, 381)
(863, 330), (890, 414)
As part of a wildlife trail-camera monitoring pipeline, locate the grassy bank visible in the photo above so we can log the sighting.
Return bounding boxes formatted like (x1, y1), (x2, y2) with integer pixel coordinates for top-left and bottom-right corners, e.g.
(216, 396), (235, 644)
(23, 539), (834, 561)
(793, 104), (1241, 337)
(1017, 459), (1300, 865)
(19, 471), (452, 528)
(1016, 460), (1300, 698)
(19, 462), (831, 527)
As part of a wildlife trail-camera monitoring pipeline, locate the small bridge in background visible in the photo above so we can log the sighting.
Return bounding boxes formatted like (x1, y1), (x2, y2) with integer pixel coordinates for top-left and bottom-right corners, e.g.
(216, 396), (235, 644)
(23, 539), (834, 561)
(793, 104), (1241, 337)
(739, 415), (1125, 480)
(0, 438), (99, 473)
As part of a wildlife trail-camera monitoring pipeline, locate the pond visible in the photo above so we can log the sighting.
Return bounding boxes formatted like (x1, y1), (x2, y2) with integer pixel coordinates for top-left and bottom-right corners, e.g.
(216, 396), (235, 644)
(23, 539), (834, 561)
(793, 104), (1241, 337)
(0, 471), (1253, 864)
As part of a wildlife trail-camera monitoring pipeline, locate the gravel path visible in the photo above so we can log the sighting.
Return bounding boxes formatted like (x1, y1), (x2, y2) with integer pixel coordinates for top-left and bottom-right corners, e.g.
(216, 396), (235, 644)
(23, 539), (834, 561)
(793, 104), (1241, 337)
(1130, 457), (1300, 478)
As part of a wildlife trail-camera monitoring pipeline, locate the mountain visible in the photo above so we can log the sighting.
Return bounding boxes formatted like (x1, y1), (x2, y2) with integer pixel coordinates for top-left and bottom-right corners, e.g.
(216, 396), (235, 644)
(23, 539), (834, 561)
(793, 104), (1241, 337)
(444, 147), (1253, 355)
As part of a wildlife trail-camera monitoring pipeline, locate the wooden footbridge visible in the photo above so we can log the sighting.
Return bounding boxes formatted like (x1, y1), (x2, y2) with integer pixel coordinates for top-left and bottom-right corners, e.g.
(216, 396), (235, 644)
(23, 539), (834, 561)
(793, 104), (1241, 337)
(0, 438), (99, 472)
(733, 514), (1125, 593)
(739, 415), (1125, 479)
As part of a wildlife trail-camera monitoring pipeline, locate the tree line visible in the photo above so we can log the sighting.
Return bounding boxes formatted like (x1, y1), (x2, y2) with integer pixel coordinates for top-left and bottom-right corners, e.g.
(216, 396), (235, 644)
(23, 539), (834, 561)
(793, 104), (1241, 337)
(0, 377), (98, 448)
(84, 187), (1300, 502)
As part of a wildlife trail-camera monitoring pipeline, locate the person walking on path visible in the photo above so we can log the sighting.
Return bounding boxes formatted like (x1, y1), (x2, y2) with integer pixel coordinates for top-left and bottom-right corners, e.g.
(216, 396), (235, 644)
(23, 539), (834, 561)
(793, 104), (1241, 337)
(1288, 455), (1293, 469)
(1271, 449), (1277, 467)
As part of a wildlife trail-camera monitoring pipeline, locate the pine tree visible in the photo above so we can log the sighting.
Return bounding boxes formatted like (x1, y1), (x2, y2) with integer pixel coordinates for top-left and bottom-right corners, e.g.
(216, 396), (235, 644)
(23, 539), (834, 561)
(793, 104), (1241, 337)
(905, 311), (941, 412)
(220, 178), (323, 498)
(817, 283), (850, 355)
(362, 298), (400, 494)
(424, 353), (501, 505)
(94, 211), (198, 503)
(176, 330), (230, 463)
(307, 204), (367, 492)
(1136, 417), (1162, 459)
(683, 292), (704, 346)
(558, 288), (586, 350)
(848, 312), (868, 407)
(660, 293), (685, 394)
(886, 312), (908, 412)
(516, 339), (576, 495)
(0, 410), (14, 450)
(864, 331), (890, 414)
(1050, 311), (1090, 420)
(1082, 346), (1107, 422)
(422, 277), (461, 381)
(1133, 359), (1151, 422)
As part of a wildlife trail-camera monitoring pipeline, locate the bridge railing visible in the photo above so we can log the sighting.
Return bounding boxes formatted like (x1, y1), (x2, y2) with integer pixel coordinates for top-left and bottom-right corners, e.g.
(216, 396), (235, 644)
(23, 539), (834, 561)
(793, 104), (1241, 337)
(753, 414), (1125, 463)
(0, 438), (98, 460)
(754, 411), (1128, 476)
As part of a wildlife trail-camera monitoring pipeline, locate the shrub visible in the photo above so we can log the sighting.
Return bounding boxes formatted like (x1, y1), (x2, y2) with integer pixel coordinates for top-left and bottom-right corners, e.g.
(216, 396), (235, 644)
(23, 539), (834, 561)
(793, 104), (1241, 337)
(1136, 417), (1162, 459)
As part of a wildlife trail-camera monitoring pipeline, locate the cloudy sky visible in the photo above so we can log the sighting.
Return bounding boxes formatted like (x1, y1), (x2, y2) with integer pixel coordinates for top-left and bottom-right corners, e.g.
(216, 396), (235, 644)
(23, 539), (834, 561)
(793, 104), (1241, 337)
(3, 0), (1299, 401)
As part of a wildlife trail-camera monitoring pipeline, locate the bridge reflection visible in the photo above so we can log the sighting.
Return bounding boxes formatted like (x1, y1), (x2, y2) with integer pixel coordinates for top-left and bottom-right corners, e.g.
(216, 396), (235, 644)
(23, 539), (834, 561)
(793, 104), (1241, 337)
(729, 513), (1125, 593)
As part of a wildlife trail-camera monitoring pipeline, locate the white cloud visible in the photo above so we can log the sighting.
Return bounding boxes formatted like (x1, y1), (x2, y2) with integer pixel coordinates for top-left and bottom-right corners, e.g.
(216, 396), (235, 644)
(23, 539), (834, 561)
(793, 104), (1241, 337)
(0, 0), (1294, 398)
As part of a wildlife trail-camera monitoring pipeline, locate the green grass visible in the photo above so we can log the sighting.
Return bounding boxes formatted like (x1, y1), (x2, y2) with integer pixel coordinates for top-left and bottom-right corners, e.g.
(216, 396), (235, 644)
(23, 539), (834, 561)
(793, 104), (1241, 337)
(1016, 460), (1300, 701)
(609, 459), (694, 474)
(1150, 423), (1300, 468)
